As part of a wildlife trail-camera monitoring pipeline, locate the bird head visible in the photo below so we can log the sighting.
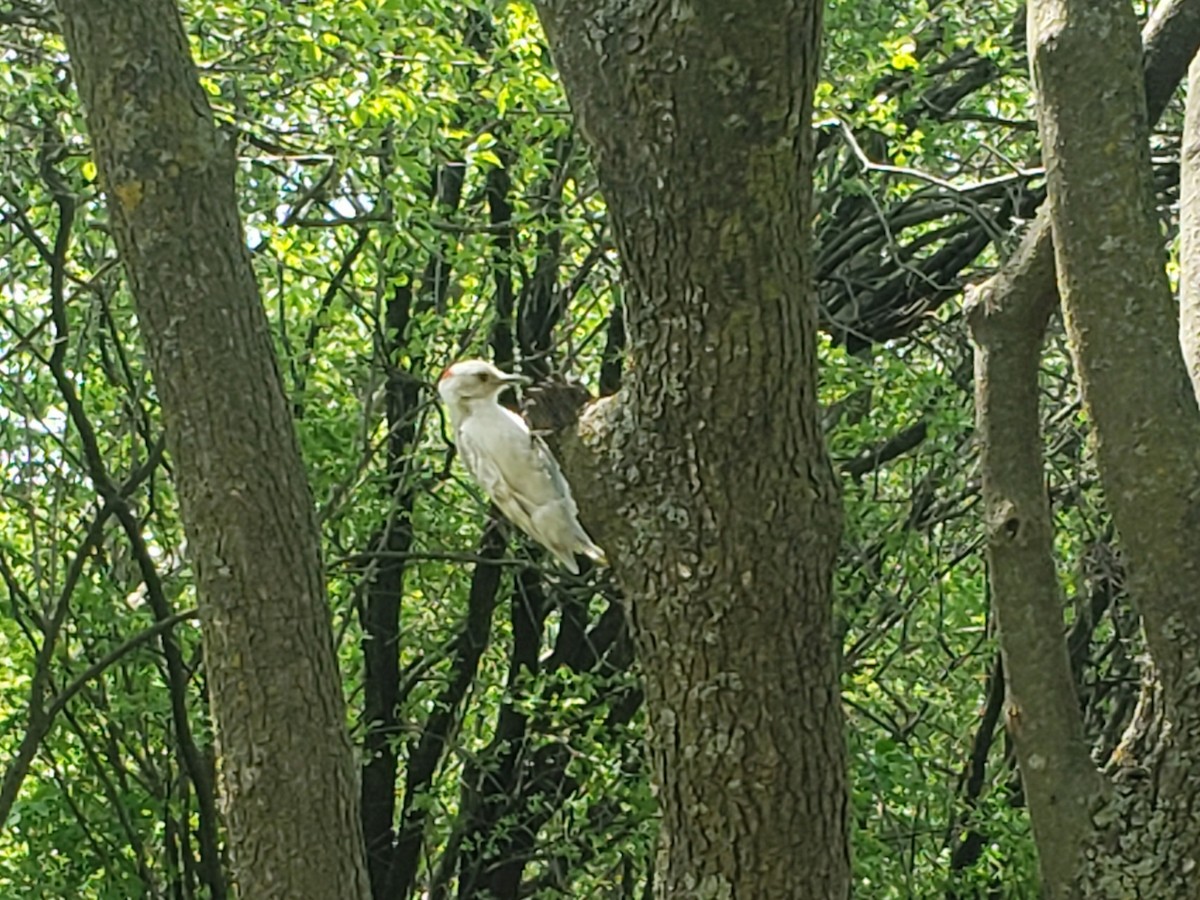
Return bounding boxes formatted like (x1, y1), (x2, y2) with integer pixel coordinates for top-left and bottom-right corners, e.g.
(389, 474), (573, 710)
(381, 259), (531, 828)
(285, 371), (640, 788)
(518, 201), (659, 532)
(437, 359), (531, 406)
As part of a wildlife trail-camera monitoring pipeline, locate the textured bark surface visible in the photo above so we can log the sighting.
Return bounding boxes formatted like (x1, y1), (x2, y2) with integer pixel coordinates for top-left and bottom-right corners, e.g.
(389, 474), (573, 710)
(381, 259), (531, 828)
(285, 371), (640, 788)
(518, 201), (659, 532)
(55, 1), (371, 897)
(968, 0), (1200, 342)
(1030, 0), (1200, 894)
(962, 3), (1200, 895)
(966, 233), (1105, 900)
(535, 2), (847, 896)
(1032, 0), (1200, 713)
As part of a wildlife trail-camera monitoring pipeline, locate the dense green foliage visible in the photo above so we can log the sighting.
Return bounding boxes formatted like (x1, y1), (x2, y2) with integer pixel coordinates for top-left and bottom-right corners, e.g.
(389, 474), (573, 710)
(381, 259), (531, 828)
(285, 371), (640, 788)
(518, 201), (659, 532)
(0, 0), (1157, 895)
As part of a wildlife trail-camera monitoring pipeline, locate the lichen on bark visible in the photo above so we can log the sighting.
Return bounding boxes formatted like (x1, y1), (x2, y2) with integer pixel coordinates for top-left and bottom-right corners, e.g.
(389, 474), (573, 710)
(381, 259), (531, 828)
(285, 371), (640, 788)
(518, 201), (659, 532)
(534, 1), (848, 895)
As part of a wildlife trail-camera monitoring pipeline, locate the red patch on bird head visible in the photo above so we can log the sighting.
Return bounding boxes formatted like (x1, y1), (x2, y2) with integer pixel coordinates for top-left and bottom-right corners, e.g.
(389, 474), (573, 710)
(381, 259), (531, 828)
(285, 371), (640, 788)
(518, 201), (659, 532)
(438, 365), (456, 382)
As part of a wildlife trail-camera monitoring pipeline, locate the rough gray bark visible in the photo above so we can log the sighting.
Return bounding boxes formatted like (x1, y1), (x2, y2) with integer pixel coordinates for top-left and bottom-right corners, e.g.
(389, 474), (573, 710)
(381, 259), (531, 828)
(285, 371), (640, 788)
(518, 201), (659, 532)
(1028, 0), (1200, 894)
(54, 1), (371, 897)
(534, 2), (847, 896)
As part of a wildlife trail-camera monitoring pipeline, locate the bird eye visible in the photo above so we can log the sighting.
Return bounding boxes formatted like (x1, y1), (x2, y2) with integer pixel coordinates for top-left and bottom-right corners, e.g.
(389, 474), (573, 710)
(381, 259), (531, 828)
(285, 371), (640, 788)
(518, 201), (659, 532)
(475, 372), (489, 381)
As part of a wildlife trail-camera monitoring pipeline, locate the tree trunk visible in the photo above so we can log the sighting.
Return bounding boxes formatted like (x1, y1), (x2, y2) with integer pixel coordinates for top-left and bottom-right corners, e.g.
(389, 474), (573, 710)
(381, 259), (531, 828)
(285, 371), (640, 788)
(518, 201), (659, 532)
(534, 2), (848, 896)
(1031, 0), (1200, 713)
(964, 2), (1200, 894)
(55, 1), (371, 897)
(1027, 0), (1200, 894)
(966, 223), (1105, 900)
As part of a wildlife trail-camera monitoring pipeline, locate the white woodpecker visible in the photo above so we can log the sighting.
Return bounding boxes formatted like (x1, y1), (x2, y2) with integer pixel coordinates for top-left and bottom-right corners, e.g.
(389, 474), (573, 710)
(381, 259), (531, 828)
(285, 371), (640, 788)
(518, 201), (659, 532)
(437, 359), (607, 574)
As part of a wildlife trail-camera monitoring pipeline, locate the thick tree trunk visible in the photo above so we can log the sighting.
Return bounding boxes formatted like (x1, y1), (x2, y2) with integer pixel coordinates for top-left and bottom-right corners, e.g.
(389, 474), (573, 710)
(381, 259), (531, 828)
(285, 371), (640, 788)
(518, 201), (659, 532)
(55, 1), (371, 897)
(1028, 0), (1200, 894)
(535, 2), (847, 896)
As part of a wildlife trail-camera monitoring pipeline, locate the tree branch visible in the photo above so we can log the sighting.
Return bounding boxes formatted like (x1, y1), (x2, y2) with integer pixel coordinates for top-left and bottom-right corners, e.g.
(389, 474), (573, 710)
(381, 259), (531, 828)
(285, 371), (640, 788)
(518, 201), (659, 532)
(967, 262), (1104, 896)
(1031, 0), (1200, 703)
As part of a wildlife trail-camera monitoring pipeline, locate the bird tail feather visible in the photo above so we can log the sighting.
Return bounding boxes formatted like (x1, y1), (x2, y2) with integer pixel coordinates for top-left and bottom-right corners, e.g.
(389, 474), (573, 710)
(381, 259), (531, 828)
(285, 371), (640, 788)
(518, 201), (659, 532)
(553, 548), (581, 575)
(579, 541), (607, 567)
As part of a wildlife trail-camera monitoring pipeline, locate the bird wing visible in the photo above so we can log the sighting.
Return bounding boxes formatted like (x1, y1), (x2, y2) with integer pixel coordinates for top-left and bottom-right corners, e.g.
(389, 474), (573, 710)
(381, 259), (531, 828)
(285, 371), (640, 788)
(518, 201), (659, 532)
(456, 411), (545, 537)
(456, 406), (604, 572)
(525, 431), (581, 512)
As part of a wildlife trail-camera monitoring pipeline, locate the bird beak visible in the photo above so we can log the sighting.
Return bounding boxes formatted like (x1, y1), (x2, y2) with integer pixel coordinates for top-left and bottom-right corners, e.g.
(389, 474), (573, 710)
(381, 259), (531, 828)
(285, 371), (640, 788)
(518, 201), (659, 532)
(501, 372), (532, 386)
